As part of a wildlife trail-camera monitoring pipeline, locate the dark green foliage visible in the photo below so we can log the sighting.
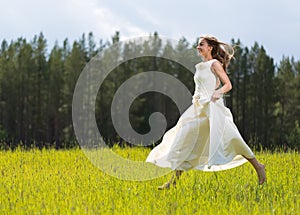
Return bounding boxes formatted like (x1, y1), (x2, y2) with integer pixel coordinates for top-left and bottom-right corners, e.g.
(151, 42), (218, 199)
(0, 32), (299, 150)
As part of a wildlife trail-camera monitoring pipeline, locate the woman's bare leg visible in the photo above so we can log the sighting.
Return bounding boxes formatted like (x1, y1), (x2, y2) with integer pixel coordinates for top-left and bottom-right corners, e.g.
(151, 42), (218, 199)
(174, 170), (184, 186)
(244, 156), (266, 185)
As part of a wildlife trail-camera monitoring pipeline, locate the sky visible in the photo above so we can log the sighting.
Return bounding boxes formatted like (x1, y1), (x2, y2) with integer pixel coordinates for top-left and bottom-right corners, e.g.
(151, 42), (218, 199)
(1, 0), (299, 63)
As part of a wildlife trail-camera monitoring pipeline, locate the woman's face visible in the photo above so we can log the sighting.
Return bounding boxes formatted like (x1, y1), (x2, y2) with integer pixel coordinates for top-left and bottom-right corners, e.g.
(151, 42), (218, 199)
(197, 38), (212, 57)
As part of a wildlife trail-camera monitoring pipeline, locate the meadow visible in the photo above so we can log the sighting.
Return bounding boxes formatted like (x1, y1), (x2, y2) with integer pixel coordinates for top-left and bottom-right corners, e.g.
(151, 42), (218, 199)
(0, 147), (299, 215)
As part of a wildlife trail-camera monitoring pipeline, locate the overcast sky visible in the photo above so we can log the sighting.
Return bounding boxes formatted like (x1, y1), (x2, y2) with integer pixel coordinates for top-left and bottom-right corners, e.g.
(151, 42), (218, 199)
(1, 0), (299, 63)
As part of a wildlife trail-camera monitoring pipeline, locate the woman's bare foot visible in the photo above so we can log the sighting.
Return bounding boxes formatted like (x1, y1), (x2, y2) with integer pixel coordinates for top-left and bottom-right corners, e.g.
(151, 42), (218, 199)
(257, 164), (266, 185)
(158, 170), (183, 190)
(158, 178), (176, 190)
(158, 174), (174, 190)
(158, 182), (171, 190)
(244, 157), (267, 185)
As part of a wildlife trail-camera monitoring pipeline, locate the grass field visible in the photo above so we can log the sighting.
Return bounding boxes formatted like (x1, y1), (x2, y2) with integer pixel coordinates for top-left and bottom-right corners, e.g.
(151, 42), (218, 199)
(0, 147), (299, 215)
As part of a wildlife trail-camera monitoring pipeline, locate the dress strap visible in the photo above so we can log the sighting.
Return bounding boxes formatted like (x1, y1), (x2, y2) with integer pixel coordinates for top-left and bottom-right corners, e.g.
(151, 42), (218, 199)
(208, 59), (218, 66)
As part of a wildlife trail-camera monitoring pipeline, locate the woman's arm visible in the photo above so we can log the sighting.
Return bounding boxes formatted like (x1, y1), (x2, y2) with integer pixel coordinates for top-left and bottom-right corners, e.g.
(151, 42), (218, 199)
(211, 60), (232, 102)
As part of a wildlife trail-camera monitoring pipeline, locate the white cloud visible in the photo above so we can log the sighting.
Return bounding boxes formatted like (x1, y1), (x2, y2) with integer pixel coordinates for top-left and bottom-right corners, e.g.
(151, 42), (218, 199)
(0, 0), (299, 62)
(92, 7), (148, 40)
(135, 9), (161, 28)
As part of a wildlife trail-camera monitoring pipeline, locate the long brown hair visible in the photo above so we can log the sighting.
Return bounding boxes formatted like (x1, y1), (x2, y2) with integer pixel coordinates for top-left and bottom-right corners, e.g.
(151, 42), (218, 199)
(200, 35), (234, 72)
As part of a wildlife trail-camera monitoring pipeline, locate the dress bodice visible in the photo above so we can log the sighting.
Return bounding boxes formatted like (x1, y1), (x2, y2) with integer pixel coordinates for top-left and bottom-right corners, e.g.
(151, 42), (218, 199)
(147, 59), (255, 173)
(192, 59), (219, 105)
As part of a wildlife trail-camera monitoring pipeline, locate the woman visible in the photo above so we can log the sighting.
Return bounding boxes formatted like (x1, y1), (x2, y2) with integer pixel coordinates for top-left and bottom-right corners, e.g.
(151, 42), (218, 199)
(146, 35), (266, 190)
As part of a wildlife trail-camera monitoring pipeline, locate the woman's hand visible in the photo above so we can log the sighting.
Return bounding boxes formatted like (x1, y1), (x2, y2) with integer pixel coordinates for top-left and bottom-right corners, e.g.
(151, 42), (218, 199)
(211, 89), (223, 102)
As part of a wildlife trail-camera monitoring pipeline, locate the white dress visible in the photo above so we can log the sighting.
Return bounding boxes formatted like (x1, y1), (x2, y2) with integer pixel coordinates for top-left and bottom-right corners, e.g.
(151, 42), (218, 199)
(146, 59), (255, 171)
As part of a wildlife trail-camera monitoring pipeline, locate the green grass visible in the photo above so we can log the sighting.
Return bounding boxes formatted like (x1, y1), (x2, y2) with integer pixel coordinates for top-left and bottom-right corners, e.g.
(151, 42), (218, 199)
(0, 147), (299, 215)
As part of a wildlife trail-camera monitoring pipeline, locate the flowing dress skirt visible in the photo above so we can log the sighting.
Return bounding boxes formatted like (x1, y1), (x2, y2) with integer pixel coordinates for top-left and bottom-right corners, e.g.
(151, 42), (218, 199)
(146, 98), (255, 171)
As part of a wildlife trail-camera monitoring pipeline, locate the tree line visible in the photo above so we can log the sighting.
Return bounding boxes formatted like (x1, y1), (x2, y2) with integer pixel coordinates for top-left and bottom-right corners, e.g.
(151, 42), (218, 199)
(0, 32), (299, 150)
